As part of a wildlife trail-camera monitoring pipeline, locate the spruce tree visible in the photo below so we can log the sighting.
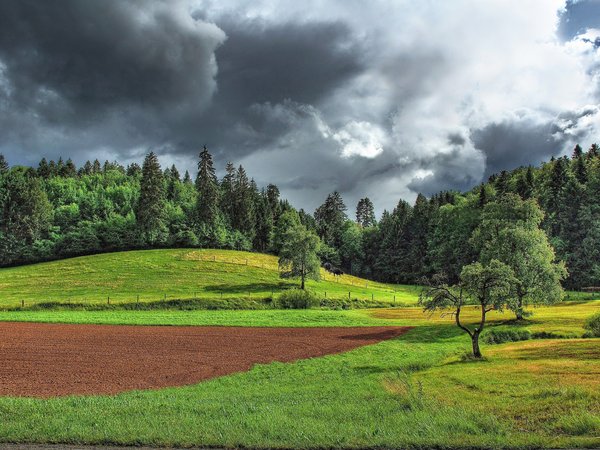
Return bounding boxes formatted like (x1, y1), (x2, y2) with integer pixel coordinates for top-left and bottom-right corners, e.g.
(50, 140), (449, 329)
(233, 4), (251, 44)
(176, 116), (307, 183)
(183, 170), (192, 185)
(253, 191), (273, 252)
(126, 163), (141, 177)
(314, 191), (347, 248)
(478, 184), (488, 207)
(516, 167), (534, 200)
(587, 143), (599, 159)
(0, 154), (8, 174)
(37, 158), (50, 178)
(266, 183), (282, 221)
(135, 152), (166, 244)
(166, 164), (180, 201)
(572, 144), (583, 159)
(573, 154), (588, 184)
(356, 197), (376, 227)
(194, 146), (220, 227)
(62, 158), (77, 177)
(220, 162), (236, 224)
(231, 165), (256, 238)
(495, 170), (510, 197)
(82, 161), (93, 175)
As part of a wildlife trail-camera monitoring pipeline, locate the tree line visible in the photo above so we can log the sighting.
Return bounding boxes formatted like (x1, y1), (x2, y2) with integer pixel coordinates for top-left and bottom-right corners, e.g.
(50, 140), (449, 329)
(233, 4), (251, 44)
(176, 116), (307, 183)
(0, 144), (598, 292)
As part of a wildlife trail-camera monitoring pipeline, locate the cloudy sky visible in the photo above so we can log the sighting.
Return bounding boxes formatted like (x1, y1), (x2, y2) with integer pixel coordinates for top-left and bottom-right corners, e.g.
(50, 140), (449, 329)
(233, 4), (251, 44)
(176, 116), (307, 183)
(1, 0), (600, 214)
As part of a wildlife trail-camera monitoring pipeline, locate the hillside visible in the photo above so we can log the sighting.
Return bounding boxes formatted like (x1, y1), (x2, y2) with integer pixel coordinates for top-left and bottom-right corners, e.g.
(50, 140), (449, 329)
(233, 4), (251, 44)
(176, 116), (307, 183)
(0, 249), (419, 308)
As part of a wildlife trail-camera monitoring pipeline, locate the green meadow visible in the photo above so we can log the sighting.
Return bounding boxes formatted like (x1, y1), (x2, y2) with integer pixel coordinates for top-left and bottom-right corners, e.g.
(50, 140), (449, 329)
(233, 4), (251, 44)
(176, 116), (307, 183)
(0, 300), (598, 448)
(0, 250), (598, 448)
(0, 249), (419, 308)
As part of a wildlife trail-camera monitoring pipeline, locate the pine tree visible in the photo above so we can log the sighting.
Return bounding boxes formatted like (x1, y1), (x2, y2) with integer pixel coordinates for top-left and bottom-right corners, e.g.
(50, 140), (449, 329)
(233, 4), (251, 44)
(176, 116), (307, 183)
(587, 143), (599, 159)
(126, 163), (141, 177)
(356, 197), (376, 227)
(573, 154), (588, 184)
(572, 144), (583, 159)
(253, 191), (273, 252)
(166, 164), (180, 201)
(478, 184), (488, 207)
(495, 170), (510, 197)
(0, 154), (8, 174)
(314, 191), (347, 248)
(406, 193), (431, 281)
(194, 146), (220, 227)
(92, 159), (101, 174)
(135, 152), (166, 244)
(82, 161), (93, 175)
(37, 158), (50, 178)
(170, 164), (180, 182)
(183, 170), (192, 184)
(231, 165), (255, 238)
(220, 161), (236, 224)
(266, 184), (282, 221)
(62, 158), (77, 177)
(516, 167), (534, 200)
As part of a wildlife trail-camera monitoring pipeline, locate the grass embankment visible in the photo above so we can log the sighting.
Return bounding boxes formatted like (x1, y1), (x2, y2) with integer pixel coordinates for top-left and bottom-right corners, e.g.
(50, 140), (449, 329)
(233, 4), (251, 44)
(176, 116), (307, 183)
(0, 301), (598, 448)
(0, 249), (418, 309)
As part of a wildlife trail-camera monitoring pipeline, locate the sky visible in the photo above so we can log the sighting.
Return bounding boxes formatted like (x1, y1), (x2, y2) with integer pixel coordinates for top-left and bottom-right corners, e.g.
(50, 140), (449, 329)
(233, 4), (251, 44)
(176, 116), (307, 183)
(1, 0), (600, 215)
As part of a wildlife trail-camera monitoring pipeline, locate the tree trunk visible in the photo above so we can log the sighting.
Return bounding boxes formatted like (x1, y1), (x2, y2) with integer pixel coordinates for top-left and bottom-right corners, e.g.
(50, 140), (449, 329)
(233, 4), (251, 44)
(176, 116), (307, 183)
(471, 332), (482, 358)
(515, 296), (524, 320)
(301, 273), (305, 290)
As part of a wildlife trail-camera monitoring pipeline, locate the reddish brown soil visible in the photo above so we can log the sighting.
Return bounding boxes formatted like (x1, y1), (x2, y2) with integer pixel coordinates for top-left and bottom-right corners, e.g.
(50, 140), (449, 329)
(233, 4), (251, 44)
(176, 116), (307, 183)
(0, 322), (409, 398)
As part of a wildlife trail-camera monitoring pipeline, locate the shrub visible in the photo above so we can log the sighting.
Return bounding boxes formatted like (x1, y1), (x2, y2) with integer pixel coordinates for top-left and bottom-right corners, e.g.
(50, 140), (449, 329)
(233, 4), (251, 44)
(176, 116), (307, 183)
(482, 328), (531, 344)
(274, 289), (320, 309)
(584, 312), (600, 337)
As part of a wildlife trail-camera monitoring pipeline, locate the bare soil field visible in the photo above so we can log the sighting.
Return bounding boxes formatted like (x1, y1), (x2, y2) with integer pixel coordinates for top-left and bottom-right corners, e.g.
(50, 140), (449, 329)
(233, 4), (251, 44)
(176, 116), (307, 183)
(0, 322), (409, 397)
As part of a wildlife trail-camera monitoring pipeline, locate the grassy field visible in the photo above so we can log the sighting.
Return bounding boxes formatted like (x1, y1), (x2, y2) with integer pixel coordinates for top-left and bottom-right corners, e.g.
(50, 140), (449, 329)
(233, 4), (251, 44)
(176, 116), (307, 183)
(0, 249), (419, 308)
(0, 300), (598, 448)
(0, 250), (598, 448)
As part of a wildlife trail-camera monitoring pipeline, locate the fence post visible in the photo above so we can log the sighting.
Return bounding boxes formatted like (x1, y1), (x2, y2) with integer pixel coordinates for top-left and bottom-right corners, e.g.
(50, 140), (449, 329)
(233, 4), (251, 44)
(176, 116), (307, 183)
(393, 295), (396, 304)
(371, 293), (374, 301)
(325, 291), (327, 298)
(107, 296), (110, 305)
(21, 299), (24, 308)
(348, 291), (351, 300)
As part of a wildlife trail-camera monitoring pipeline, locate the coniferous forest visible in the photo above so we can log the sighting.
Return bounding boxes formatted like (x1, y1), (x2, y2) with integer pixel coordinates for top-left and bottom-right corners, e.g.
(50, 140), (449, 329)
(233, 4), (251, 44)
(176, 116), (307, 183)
(0, 144), (599, 290)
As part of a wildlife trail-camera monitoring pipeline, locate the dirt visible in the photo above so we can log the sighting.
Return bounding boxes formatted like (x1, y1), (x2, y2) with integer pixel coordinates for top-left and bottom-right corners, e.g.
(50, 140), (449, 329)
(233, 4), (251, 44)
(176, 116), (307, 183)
(0, 322), (409, 397)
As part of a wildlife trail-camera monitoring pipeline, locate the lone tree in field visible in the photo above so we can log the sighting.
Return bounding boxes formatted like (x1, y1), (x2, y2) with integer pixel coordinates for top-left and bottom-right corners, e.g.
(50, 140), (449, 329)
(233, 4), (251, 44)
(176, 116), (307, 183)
(471, 194), (567, 320)
(420, 260), (516, 358)
(278, 223), (320, 289)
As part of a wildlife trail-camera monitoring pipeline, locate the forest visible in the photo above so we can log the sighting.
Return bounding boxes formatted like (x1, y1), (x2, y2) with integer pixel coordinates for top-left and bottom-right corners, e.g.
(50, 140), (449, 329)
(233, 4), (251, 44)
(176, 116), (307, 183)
(0, 144), (598, 290)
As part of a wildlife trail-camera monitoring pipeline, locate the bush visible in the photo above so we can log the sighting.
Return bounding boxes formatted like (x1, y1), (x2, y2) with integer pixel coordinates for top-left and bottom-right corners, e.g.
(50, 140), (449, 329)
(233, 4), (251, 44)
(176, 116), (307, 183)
(584, 312), (600, 337)
(274, 289), (320, 309)
(482, 328), (531, 344)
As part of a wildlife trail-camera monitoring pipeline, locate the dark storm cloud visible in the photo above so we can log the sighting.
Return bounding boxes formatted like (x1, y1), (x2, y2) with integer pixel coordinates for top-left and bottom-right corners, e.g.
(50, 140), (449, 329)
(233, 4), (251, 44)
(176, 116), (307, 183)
(170, 18), (368, 162)
(407, 149), (483, 196)
(0, 0), (224, 124)
(0, 0), (226, 162)
(472, 107), (598, 178)
(0, 0), (599, 213)
(472, 120), (562, 178)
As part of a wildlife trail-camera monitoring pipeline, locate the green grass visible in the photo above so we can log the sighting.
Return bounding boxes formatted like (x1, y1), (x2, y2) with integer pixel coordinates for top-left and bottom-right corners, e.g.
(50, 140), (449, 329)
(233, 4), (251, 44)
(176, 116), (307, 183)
(0, 249), (418, 308)
(0, 253), (599, 448)
(0, 303), (598, 448)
